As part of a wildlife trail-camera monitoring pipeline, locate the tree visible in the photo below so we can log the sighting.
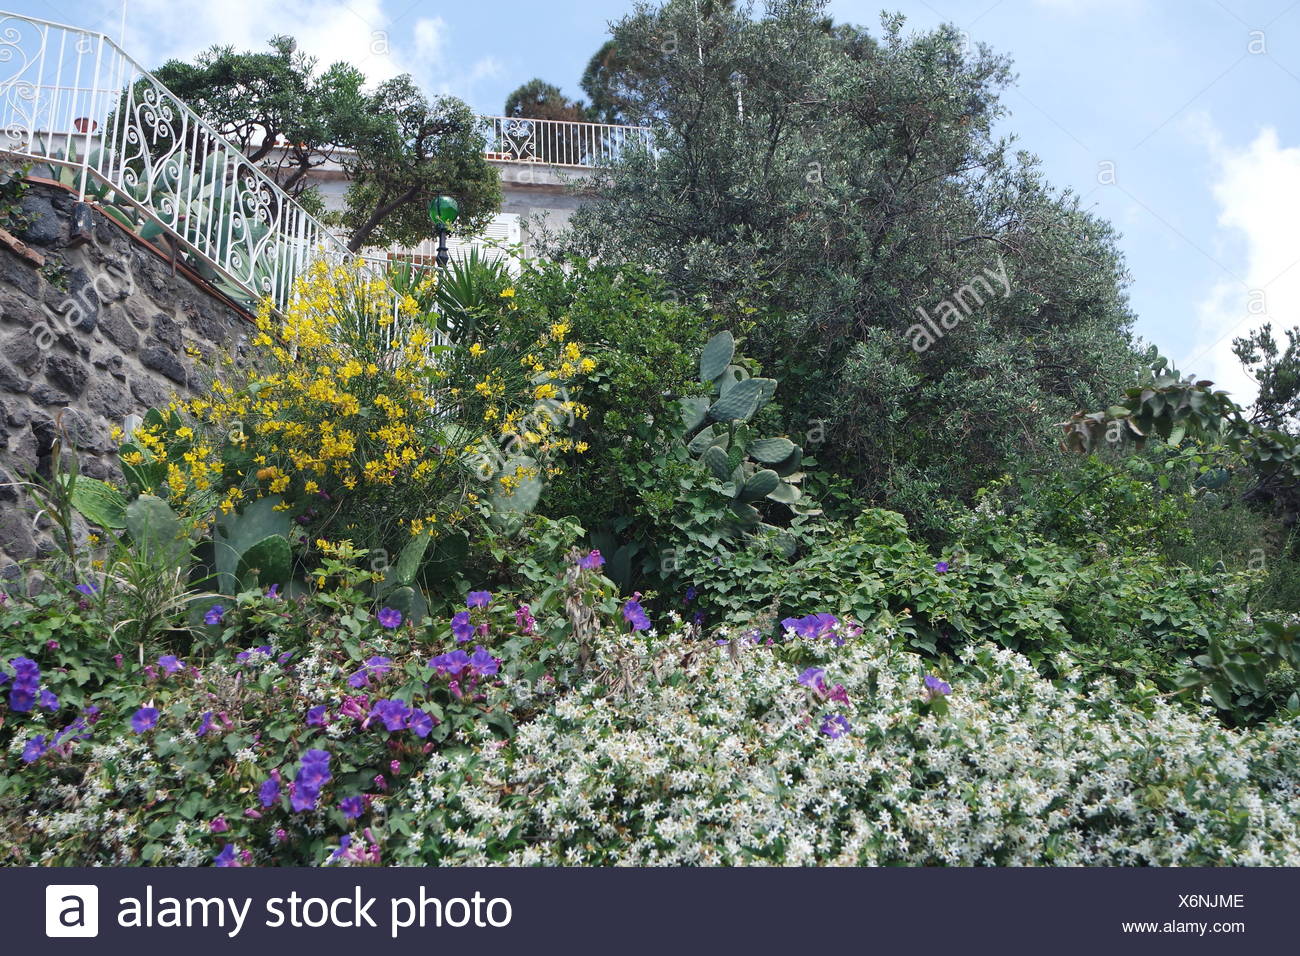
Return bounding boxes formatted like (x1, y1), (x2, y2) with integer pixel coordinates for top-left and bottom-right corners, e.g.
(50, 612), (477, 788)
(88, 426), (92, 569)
(579, 0), (740, 124)
(558, 0), (1141, 524)
(153, 37), (367, 199)
(1234, 323), (1300, 435)
(340, 77), (499, 252)
(151, 39), (499, 253)
(503, 79), (588, 122)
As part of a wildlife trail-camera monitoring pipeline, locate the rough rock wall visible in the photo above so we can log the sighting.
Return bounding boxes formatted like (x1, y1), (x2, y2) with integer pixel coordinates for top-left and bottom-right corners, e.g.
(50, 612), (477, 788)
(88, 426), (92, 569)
(0, 180), (254, 580)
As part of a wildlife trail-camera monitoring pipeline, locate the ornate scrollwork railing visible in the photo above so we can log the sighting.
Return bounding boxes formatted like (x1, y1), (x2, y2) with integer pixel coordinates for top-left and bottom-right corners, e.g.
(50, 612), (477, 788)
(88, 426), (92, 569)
(481, 115), (654, 168)
(0, 10), (420, 325)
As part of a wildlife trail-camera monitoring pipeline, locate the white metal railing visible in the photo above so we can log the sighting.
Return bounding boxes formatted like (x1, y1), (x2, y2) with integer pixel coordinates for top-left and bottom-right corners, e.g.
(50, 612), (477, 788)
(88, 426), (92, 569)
(481, 115), (653, 168)
(0, 10), (426, 329)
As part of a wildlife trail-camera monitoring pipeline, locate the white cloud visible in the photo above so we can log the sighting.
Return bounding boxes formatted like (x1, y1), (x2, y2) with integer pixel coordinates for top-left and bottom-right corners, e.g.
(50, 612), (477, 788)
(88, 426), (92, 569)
(122, 0), (406, 85)
(412, 17), (447, 64)
(1182, 123), (1300, 408)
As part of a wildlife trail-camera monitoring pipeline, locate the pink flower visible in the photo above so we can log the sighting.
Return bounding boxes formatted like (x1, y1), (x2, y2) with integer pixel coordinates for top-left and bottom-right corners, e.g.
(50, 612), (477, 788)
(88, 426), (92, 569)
(274, 828), (287, 843)
(390, 760), (400, 774)
(210, 816), (229, 833)
(374, 774), (387, 791)
(340, 696), (368, 720)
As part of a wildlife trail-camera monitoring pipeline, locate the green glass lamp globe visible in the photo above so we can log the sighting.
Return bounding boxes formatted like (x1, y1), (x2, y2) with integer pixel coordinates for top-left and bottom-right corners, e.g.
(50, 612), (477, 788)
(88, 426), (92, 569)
(429, 196), (459, 226)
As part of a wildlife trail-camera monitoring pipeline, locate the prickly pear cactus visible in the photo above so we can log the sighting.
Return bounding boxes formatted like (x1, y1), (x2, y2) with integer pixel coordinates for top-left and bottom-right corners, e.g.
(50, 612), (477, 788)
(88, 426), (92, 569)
(679, 331), (810, 534)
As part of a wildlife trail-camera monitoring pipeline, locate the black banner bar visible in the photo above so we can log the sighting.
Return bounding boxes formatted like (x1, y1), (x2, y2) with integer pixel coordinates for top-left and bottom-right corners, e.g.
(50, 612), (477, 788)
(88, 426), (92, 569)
(3, 866), (1291, 953)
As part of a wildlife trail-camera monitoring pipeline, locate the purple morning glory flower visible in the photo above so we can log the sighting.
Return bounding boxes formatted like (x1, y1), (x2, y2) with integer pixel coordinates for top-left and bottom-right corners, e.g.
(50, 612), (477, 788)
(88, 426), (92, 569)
(466, 590), (492, 608)
(204, 604), (225, 626)
(797, 667), (826, 692)
(214, 844), (239, 867)
(780, 613), (841, 644)
(50, 716), (90, 748)
(21, 735), (47, 763)
(622, 598), (651, 632)
(451, 611), (473, 643)
(820, 714), (851, 739)
(924, 675), (952, 696)
(259, 777), (281, 808)
(291, 749), (332, 812)
(339, 796), (365, 820)
(429, 649), (470, 677)
(469, 646), (499, 677)
(306, 705), (327, 727)
(236, 645), (272, 664)
(7, 657), (39, 713)
(74, 582), (97, 596)
(158, 655), (183, 674)
(407, 709), (435, 738)
(376, 607), (402, 629)
(266, 584), (280, 599)
(38, 688), (58, 711)
(131, 706), (159, 733)
(197, 711), (214, 737)
(331, 834), (352, 862)
(935, 561), (950, 574)
(684, 586), (698, 603)
(369, 698), (411, 732)
(348, 656), (393, 688)
(577, 549), (604, 570)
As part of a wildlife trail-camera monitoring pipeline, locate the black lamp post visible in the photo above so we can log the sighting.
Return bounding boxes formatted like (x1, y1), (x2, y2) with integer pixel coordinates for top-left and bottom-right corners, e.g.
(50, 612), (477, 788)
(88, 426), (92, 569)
(429, 195), (459, 268)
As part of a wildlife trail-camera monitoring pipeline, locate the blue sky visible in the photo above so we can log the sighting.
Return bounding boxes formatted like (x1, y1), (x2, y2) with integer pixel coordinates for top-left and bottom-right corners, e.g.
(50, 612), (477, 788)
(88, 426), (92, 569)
(7, 0), (1300, 402)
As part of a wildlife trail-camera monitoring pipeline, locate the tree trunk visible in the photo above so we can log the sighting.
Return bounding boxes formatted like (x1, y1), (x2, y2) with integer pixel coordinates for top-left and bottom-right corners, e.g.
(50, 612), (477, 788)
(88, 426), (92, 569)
(345, 185), (420, 252)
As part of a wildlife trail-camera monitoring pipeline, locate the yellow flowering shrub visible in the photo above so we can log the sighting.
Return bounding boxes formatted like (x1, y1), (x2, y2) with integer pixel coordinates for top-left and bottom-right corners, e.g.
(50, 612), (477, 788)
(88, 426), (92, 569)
(125, 259), (592, 562)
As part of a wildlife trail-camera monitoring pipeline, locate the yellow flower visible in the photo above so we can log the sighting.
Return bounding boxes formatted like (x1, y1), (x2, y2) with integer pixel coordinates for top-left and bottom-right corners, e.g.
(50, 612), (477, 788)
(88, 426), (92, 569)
(575, 442), (589, 453)
(469, 343), (485, 357)
(499, 287), (515, 298)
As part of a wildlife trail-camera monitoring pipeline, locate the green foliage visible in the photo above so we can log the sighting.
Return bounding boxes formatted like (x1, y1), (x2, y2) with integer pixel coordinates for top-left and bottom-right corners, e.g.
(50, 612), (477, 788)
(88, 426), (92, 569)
(503, 78), (588, 122)
(147, 38), (498, 256)
(679, 331), (812, 537)
(339, 79), (499, 252)
(153, 36), (368, 197)
(559, 0), (1141, 521)
(1177, 619), (1300, 726)
(433, 247), (516, 340)
(490, 258), (710, 537)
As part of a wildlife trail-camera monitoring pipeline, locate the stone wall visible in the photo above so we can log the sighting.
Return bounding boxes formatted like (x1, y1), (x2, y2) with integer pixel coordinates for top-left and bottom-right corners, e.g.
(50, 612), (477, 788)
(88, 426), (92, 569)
(0, 180), (255, 579)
